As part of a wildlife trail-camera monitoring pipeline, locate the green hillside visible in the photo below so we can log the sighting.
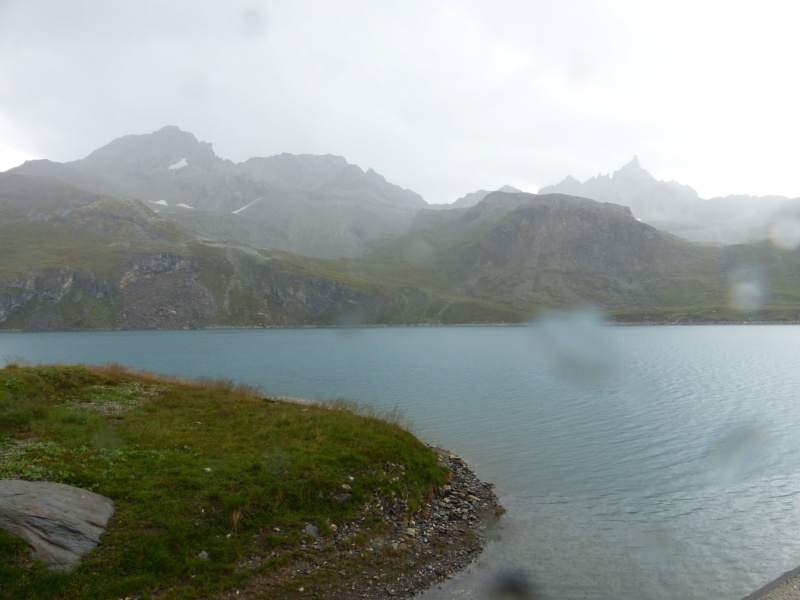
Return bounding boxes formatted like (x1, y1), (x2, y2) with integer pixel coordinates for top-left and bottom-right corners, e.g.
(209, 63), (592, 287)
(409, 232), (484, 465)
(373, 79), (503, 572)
(3, 174), (800, 328)
(0, 364), (460, 599)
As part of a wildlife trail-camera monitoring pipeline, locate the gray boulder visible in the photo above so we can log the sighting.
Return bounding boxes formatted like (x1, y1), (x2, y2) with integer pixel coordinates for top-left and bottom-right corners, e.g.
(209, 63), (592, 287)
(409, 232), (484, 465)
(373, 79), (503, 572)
(0, 479), (115, 571)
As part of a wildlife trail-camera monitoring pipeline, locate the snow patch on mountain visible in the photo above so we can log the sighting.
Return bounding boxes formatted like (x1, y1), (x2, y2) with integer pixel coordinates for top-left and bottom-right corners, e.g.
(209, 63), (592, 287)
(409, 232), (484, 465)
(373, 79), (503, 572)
(168, 158), (188, 170)
(232, 197), (261, 214)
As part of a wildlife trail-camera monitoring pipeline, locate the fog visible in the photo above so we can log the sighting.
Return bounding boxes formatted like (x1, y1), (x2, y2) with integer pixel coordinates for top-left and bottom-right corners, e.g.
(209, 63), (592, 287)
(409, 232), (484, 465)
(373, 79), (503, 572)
(2, 1), (800, 203)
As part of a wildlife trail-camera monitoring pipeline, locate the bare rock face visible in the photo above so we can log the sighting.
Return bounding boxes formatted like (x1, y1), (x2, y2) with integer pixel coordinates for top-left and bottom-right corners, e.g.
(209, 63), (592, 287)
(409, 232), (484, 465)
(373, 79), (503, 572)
(0, 480), (115, 572)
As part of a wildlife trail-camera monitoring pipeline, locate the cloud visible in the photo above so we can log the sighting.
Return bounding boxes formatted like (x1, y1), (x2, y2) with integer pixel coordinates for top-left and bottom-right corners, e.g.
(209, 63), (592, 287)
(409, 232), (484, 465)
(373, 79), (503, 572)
(1, 0), (799, 203)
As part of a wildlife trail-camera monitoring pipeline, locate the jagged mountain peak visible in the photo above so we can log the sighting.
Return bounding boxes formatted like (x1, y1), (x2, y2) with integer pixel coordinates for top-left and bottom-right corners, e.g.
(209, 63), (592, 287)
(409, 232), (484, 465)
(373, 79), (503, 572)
(538, 157), (702, 230)
(619, 155), (641, 170)
(613, 155), (654, 182)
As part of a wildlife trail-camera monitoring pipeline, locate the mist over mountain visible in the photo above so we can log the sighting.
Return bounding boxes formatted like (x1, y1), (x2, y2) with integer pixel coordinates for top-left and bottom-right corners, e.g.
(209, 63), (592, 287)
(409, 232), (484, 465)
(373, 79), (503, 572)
(12, 127), (796, 254)
(5, 127), (800, 330)
(8, 127), (425, 258)
(448, 185), (524, 209)
(540, 157), (797, 245)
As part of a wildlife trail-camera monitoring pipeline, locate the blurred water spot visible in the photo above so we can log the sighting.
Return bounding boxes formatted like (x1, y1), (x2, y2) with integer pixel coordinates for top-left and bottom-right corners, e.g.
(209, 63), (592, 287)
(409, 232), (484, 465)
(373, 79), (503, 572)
(769, 216), (800, 250)
(237, 4), (268, 39)
(401, 239), (435, 264)
(179, 76), (208, 102)
(263, 448), (292, 475)
(728, 266), (766, 312)
(636, 528), (678, 569)
(730, 281), (765, 312)
(334, 306), (366, 336)
(93, 426), (124, 451)
(702, 422), (770, 486)
(532, 306), (618, 384)
(485, 568), (540, 599)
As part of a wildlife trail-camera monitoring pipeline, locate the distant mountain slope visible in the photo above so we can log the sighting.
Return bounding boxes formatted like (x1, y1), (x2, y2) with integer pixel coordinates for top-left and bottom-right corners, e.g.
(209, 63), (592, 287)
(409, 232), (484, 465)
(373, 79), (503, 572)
(3, 173), (800, 329)
(449, 185), (523, 209)
(540, 157), (796, 245)
(0, 173), (509, 330)
(424, 185), (524, 211)
(6, 127), (425, 258)
(7, 130), (800, 328)
(8, 160), (116, 197)
(364, 191), (727, 312)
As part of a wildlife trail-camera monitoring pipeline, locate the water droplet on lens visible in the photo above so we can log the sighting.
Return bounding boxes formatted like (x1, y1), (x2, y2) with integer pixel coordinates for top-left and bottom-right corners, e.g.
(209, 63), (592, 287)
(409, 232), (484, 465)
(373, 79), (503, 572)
(728, 266), (766, 312)
(533, 306), (617, 384)
(486, 568), (540, 599)
(238, 6), (268, 39)
(702, 422), (769, 486)
(730, 281), (764, 312)
(336, 310), (364, 327)
(637, 528), (676, 569)
(401, 239), (435, 264)
(769, 216), (800, 250)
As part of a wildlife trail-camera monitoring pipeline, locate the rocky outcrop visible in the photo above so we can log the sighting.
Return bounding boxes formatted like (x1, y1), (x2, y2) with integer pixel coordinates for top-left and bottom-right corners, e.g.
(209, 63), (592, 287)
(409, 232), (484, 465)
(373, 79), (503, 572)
(0, 243), (405, 330)
(118, 253), (218, 329)
(0, 480), (115, 572)
(0, 267), (115, 329)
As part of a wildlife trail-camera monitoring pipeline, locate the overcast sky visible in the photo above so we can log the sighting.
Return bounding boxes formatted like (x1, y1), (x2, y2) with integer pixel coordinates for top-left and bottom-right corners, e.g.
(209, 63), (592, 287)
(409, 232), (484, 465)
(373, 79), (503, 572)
(1, 0), (799, 204)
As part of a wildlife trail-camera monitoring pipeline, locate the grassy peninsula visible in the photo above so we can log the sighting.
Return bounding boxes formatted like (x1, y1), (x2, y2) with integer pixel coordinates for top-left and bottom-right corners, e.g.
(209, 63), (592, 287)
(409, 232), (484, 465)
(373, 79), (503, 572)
(0, 364), (499, 599)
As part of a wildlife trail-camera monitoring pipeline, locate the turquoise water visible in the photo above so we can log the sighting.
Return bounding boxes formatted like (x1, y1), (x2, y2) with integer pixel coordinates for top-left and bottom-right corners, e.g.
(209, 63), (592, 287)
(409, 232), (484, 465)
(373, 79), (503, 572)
(2, 324), (799, 599)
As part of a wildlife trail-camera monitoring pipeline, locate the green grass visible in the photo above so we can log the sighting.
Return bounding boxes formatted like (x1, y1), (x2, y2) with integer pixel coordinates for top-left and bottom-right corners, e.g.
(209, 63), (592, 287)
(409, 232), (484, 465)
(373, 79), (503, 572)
(0, 364), (448, 599)
(0, 223), (125, 280)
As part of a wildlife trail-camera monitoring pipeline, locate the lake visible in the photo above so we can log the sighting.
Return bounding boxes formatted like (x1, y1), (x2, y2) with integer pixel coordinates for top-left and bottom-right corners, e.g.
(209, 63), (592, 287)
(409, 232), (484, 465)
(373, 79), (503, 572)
(2, 320), (799, 600)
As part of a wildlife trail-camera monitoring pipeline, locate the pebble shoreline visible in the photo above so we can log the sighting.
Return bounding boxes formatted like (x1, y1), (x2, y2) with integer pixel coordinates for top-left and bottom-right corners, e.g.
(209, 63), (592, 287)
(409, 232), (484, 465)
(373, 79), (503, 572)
(743, 568), (800, 600)
(309, 448), (504, 599)
(215, 447), (503, 599)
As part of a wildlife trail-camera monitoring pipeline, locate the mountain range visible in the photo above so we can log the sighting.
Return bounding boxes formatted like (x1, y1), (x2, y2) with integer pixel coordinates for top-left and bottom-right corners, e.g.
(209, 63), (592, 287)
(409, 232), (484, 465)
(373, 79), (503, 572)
(10, 126), (425, 259)
(541, 156), (800, 245)
(3, 127), (800, 330)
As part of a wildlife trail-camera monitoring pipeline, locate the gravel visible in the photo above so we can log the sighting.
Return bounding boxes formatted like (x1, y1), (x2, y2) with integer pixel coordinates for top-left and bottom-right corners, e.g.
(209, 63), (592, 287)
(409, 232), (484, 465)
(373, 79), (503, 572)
(213, 447), (504, 599)
(742, 569), (800, 600)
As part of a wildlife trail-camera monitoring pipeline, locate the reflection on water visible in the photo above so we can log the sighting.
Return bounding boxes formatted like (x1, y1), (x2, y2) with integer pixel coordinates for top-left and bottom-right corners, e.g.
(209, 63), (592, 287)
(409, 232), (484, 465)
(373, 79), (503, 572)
(2, 325), (800, 599)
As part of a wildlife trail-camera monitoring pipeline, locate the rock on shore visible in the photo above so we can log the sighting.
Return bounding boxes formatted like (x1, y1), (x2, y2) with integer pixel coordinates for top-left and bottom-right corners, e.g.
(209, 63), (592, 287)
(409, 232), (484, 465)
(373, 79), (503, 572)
(0, 480), (115, 572)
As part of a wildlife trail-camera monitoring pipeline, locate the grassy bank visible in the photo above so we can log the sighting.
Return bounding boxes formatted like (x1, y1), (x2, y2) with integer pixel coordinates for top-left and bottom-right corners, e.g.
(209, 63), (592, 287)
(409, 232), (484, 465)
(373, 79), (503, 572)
(0, 364), (450, 599)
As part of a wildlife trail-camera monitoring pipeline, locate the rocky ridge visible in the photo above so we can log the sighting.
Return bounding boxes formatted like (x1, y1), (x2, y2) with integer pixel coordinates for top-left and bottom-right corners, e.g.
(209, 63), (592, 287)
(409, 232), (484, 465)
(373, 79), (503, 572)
(540, 157), (799, 245)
